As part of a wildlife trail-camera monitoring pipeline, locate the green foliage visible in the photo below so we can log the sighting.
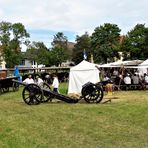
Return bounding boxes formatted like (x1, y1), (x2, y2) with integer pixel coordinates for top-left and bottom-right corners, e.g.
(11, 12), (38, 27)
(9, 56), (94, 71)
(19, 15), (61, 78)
(51, 32), (70, 65)
(50, 47), (68, 66)
(0, 21), (30, 68)
(72, 32), (91, 64)
(0, 22), (11, 45)
(121, 24), (148, 60)
(51, 32), (68, 49)
(3, 46), (22, 67)
(26, 41), (49, 65)
(11, 23), (30, 43)
(91, 23), (121, 63)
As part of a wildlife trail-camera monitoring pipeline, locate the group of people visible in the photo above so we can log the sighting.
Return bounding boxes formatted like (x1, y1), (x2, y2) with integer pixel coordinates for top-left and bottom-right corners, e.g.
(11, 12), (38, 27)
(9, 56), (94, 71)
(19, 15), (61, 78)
(100, 67), (148, 93)
(23, 74), (59, 93)
(118, 72), (148, 86)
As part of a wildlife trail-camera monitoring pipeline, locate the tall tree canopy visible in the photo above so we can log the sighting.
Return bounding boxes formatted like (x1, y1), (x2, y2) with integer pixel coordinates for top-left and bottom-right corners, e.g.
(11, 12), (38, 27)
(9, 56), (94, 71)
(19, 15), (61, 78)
(51, 32), (69, 66)
(91, 23), (121, 64)
(0, 21), (29, 67)
(51, 32), (68, 49)
(26, 42), (49, 66)
(121, 24), (148, 60)
(72, 32), (91, 64)
(50, 47), (68, 66)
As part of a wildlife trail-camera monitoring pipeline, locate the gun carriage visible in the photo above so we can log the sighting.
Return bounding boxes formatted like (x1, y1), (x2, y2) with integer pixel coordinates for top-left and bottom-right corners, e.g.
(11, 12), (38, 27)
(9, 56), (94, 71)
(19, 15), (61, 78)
(12, 80), (104, 105)
(0, 76), (19, 93)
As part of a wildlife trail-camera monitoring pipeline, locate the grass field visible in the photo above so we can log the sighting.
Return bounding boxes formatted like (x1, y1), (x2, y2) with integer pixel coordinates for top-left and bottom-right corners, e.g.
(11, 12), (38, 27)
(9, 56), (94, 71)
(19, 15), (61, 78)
(0, 83), (148, 148)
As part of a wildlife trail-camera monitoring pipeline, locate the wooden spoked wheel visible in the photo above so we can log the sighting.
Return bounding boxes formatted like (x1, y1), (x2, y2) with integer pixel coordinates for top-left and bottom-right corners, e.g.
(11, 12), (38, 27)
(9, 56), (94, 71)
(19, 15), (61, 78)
(40, 82), (53, 102)
(22, 84), (43, 105)
(12, 81), (19, 91)
(81, 82), (104, 103)
(3, 87), (9, 92)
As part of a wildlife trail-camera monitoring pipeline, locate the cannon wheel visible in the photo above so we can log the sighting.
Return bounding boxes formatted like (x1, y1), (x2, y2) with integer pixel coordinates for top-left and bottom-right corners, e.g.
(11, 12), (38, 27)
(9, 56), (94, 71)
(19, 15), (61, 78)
(22, 84), (43, 105)
(40, 82), (53, 102)
(81, 83), (103, 103)
(12, 81), (19, 91)
(3, 87), (9, 92)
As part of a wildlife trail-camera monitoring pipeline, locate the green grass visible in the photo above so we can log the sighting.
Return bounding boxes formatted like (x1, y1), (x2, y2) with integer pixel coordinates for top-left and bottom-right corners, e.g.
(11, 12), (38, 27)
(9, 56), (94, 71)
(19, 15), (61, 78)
(0, 83), (148, 148)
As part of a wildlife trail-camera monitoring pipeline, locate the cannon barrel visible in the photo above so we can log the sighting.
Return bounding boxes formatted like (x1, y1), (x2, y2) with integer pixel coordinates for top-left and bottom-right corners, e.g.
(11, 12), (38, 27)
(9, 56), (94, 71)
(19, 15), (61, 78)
(42, 87), (79, 103)
(12, 79), (28, 86)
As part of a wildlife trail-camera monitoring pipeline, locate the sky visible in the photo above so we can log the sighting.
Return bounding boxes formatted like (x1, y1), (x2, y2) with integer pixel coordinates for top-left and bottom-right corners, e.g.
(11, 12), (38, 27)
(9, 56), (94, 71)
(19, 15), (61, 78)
(0, 0), (148, 51)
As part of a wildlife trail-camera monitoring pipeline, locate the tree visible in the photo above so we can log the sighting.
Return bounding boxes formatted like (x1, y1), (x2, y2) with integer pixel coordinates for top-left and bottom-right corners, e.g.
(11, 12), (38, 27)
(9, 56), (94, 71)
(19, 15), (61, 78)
(121, 24), (148, 60)
(91, 23), (121, 64)
(51, 32), (69, 66)
(26, 42), (49, 66)
(50, 47), (68, 66)
(0, 46), (3, 64)
(12, 23), (29, 42)
(51, 32), (68, 49)
(0, 22), (11, 66)
(72, 32), (91, 64)
(0, 22), (11, 45)
(0, 21), (30, 67)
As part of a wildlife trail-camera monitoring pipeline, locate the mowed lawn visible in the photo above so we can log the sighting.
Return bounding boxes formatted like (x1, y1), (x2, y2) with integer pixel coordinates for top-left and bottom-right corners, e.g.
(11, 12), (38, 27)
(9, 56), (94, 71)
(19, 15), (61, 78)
(0, 83), (148, 148)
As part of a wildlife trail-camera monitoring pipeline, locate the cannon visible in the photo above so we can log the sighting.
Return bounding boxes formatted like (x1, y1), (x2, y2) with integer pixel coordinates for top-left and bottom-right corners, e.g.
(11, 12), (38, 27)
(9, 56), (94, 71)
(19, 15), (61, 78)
(12, 80), (104, 105)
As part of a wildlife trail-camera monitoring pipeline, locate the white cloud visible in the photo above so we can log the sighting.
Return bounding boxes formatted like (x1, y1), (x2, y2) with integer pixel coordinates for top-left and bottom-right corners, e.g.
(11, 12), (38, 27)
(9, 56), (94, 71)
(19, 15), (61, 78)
(0, 0), (148, 48)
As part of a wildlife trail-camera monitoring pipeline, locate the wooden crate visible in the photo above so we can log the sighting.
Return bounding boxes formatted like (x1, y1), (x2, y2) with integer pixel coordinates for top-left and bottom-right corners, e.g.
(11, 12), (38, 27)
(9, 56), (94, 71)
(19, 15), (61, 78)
(0, 71), (7, 79)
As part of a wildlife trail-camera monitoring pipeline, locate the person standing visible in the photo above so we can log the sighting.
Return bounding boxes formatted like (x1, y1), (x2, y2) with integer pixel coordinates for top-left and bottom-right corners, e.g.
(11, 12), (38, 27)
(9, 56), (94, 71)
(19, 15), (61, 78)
(144, 73), (148, 84)
(52, 74), (59, 93)
(13, 67), (21, 81)
(35, 75), (43, 86)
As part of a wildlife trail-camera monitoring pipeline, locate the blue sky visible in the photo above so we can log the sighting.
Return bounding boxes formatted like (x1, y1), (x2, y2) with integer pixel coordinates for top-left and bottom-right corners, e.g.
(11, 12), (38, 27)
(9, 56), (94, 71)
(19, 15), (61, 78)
(0, 0), (148, 51)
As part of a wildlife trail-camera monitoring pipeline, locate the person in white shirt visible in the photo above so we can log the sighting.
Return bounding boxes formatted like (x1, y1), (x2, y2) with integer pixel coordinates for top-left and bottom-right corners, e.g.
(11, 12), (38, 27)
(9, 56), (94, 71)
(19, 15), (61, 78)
(52, 74), (59, 93)
(23, 75), (34, 84)
(123, 74), (132, 90)
(35, 75), (43, 86)
(124, 74), (131, 84)
(103, 75), (110, 81)
(144, 73), (148, 84)
(132, 73), (139, 84)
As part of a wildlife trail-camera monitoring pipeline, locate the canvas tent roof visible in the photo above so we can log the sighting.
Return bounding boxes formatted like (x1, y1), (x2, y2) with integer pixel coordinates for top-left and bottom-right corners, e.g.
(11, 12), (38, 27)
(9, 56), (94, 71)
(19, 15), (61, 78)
(98, 60), (143, 68)
(139, 59), (148, 66)
(138, 59), (148, 75)
(68, 60), (100, 94)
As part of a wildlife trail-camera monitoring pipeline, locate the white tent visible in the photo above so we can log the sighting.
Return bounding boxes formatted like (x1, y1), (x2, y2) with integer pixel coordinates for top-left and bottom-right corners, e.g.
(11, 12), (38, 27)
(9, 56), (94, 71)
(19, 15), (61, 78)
(68, 60), (100, 94)
(98, 61), (123, 67)
(139, 59), (148, 66)
(98, 60), (143, 68)
(138, 59), (148, 75)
